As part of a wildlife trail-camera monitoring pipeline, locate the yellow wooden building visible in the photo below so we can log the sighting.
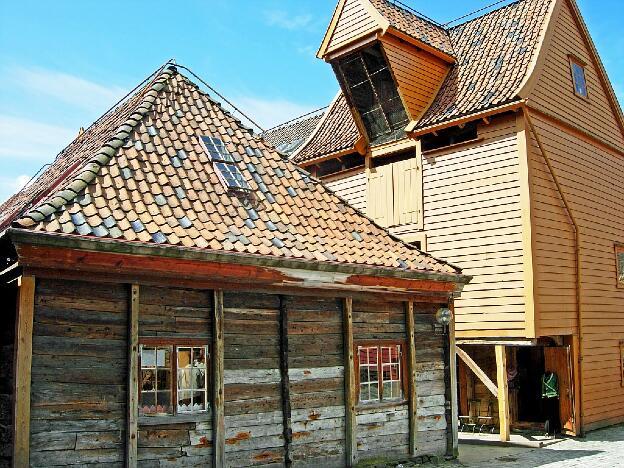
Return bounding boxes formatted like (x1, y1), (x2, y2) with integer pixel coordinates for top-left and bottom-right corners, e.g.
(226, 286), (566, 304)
(279, 0), (624, 438)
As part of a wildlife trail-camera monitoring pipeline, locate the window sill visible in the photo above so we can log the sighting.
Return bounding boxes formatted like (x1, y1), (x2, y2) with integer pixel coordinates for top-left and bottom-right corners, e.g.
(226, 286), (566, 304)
(422, 137), (483, 156)
(356, 400), (408, 412)
(139, 413), (211, 426)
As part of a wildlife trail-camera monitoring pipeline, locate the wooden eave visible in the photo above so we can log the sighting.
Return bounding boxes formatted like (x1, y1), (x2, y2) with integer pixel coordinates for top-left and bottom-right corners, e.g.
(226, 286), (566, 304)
(9, 230), (470, 298)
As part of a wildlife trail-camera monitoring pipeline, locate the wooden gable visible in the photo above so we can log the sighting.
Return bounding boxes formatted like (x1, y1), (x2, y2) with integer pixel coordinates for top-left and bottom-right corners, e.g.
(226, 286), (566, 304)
(381, 34), (450, 122)
(317, 0), (388, 59)
(521, 0), (624, 151)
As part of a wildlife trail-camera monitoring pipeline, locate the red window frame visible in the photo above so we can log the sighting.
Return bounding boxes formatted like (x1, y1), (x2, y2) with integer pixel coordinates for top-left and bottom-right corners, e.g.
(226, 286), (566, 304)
(138, 337), (210, 417)
(354, 340), (408, 405)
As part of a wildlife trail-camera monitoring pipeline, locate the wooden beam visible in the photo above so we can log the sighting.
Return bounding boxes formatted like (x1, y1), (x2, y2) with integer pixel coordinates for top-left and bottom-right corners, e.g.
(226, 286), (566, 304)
(127, 284), (140, 467)
(448, 302), (459, 457)
(456, 347), (497, 397)
(13, 275), (35, 467)
(213, 290), (225, 468)
(343, 297), (357, 467)
(405, 301), (418, 457)
(278, 296), (293, 467)
(495, 345), (510, 442)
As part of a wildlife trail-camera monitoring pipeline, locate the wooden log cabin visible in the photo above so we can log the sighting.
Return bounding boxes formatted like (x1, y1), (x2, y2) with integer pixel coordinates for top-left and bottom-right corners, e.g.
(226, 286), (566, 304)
(0, 65), (471, 467)
(284, 0), (624, 439)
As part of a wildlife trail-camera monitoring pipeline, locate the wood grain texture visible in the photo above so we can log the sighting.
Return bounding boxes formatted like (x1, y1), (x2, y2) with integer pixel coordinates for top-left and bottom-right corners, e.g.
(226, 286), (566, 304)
(127, 284), (139, 467)
(213, 290), (225, 467)
(13, 276), (35, 468)
(495, 345), (510, 441)
(343, 297), (357, 466)
(405, 301), (418, 456)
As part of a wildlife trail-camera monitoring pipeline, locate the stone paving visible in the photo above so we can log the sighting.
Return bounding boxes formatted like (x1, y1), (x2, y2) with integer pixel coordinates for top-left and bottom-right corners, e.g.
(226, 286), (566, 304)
(457, 425), (624, 467)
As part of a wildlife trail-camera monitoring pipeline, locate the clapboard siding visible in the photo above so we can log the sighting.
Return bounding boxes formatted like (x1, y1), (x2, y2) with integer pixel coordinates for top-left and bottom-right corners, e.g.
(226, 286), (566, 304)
(526, 112), (624, 429)
(529, 0), (624, 151)
(137, 286), (214, 467)
(324, 170), (367, 212)
(422, 114), (526, 336)
(382, 36), (449, 121)
(29, 279), (127, 467)
(327, 0), (379, 53)
(223, 292), (284, 468)
(286, 296), (345, 468)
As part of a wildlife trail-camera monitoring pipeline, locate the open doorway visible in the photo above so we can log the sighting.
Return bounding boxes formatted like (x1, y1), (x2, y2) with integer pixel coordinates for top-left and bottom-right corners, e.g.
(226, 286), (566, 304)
(513, 347), (545, 424)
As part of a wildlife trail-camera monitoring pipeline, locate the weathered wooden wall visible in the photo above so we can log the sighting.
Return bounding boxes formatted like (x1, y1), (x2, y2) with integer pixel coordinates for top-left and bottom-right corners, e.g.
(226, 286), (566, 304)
(286, 296), (345, 468)
(138, 286), (214, 466)
(29, 278), (127, 467)
(0, 283), (17, 468)
(352, 299), (447, 460)
(223, 292), (284, 468)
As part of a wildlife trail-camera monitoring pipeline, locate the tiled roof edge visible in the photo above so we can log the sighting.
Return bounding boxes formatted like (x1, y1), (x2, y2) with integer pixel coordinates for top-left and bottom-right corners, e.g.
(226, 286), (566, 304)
(16, 69), (175, 228)
(447, 0), (525, 30)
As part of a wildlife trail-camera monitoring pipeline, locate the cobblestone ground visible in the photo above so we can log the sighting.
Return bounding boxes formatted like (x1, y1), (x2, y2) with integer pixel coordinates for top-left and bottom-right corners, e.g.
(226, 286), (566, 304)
(458, 425), (624, 467)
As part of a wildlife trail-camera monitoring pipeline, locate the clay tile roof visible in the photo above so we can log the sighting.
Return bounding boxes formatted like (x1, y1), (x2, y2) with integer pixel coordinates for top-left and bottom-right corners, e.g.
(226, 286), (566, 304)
(261, 108), (326, 156)
(300, 0), (553, 160)
(418, 0), (553, 128)
(292, 92), (360, 164)
(369, 0), (453, 57)
(1, 66), (461, 278)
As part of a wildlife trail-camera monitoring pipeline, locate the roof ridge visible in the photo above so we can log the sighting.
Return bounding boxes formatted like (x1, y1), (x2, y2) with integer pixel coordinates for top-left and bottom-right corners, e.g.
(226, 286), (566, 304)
(16, 68), (175, 228)
(380, 0), (445, 29)
(291, 91), (342, 160)
(448, 0), (525, 30)
(263, 107), (328, 134)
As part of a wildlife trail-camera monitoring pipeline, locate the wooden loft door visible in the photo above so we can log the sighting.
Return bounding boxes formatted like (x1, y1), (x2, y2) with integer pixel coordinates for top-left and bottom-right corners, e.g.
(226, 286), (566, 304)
(544, 346), (575, 434)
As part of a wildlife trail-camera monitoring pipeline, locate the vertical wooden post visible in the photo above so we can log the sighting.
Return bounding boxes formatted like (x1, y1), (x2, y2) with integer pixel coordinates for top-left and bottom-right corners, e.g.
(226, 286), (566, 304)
(278, 296), (293, 467)
(405, 301), (418, 457)
(343, 297), (357, 467)
(13, 275), (35, 468)
(127, 284), (139, 468)
(213, 290), (225, 468)
(448, 304), (459, 457)
(495, 345), (510, 442)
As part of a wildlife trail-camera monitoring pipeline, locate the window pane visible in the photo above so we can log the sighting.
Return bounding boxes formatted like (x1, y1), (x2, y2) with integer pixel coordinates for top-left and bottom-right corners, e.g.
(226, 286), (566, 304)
(141, 392), (155, 415)
(193, 368), (206, 390)
(157, 369), (171, 390)
(214, 162), (250, 190)
(156, 349), (169, 367)
(178, 348), (191, 368)
(351, 81), (377, 111)
(618, 252), (624, 283)
(156, 390), (172, 414)
(370, 382), (379, 401)
(371, 69), (399, 102)
(178, 368), (192, 391)
(142, 347), (156, 367)
(361, 108), (390, 139)
(178, 391), (192, 412)
(382, 97), (409, 128)
(192, 391), (206, 411)
(572, 62), (587, 97)
(362, 45), (387, 74)
(142, 369), (156, 391)
(193, 347), (206, 367)
(341, 57), (368, 87)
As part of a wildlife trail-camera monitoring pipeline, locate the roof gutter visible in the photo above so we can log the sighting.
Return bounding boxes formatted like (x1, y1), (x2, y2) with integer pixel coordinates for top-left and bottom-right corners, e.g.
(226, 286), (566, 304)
(8, 229), (471, 287)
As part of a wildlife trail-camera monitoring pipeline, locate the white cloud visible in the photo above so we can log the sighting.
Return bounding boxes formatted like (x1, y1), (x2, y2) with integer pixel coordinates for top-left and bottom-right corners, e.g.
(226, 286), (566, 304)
(232, 97), (317, 130)
(264, 10), (313, 30)
(10, 67), (127, 113)
(0, 114), (75, 160)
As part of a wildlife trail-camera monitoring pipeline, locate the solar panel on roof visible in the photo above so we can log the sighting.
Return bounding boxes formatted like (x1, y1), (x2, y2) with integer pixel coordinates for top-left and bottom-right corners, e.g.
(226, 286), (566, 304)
(199, 136), (235, 163)
(214, 162), (250, 190)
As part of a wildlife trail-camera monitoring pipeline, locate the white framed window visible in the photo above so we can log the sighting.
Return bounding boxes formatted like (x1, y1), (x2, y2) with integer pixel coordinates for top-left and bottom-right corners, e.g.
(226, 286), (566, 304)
(356, 341), (406, 404)
(139, 340), (209, 417)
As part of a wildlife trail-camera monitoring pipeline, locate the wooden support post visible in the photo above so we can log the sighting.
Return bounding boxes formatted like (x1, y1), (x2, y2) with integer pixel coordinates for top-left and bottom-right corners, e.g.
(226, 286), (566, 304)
(278, 296), (293, 467)
(456, 347), (498, 397)
(13, 276), (35, 468)
(448, 304), (459, 457)
(495, 345), (510, 442)
(127, 284), (139, 468)
(405, 301), (418, 457)
(343, 297), (357, 467)
(213, 290), (225, 468)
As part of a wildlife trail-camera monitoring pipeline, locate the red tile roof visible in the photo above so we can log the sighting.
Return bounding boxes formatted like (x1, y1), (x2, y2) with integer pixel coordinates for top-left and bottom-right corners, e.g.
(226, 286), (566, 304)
(1, 67), (461, 278)
(261, 108), (326, 156)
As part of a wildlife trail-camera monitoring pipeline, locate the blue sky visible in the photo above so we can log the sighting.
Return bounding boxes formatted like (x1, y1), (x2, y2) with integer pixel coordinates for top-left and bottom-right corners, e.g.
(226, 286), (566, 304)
(0, 0), (622, 204)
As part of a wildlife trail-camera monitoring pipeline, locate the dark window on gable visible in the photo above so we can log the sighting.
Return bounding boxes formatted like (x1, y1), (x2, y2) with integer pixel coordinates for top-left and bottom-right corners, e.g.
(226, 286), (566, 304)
(569, 57), (588, 99)
(335, 43), (409, 147)
(315, 153), (364, 178)
(421, 122), (478, 152)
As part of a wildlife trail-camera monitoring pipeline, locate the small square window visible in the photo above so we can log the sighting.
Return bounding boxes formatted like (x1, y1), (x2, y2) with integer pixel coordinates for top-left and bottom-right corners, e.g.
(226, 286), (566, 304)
(569, 57), (588, 99)
(616, 245), (624, 288)
(139, 340), (210, 417)
(356, 342), (405, 404)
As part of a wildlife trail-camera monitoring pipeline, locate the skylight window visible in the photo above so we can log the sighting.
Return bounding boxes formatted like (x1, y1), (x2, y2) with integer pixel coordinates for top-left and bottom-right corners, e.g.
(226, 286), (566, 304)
(199, 135), (250, 190)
